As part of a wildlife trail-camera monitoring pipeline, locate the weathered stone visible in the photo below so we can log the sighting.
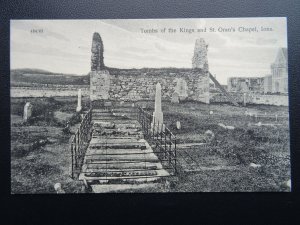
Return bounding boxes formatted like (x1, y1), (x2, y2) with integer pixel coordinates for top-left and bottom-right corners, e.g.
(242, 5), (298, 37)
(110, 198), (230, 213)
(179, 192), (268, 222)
(171, 92), (179, 103)
(104, 101), (112, 107)
(192, 38), (208, 71)
(151, 83), (164, 133)
(76, 89), (82, 112)
(91, 32), (105, 71)
(249, 163), (261, 168)
(176, 121), (181, 130)
(204, 130), (215, 142)
(86, 34), (210, 104)
(54, 183), (65, 194)
(90, 70), (110, 100)
(218, 123), (235, 130)
(286, 179), (291, 189)
(243, 93), (247, 106)
(174, 78), (188, 100)
(23, 102), (33, 122)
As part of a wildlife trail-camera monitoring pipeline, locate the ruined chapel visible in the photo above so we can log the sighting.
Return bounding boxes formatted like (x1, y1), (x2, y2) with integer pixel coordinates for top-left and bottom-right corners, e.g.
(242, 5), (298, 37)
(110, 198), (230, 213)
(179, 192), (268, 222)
(89, 32), (210, 103)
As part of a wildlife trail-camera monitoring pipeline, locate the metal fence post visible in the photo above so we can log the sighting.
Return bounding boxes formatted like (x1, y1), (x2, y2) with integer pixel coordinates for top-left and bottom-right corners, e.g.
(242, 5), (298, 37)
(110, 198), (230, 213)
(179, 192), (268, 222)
(71, 142), (74, 179)
(174, 137), (177, 175)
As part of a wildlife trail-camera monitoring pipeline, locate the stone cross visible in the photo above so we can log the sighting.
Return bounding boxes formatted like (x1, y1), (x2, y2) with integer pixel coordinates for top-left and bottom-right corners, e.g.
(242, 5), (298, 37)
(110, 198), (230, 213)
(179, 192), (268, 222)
(23, 102), (32, 122)
(76, 89), (82, 112)
(151, 83), (164, 133)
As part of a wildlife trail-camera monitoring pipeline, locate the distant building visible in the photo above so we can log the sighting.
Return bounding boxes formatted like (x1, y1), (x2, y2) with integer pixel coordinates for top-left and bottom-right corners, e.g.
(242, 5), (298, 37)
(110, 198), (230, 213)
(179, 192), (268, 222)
(227, 77), (264, 93)
(269, 48), (288, 93)
(227, 48), (288, 94)
(263, 75), (272, 93)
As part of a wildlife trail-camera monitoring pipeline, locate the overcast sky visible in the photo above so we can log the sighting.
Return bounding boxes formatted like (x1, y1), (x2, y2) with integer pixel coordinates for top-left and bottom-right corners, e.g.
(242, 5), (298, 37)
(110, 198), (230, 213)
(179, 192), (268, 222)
(11, 18), (287, 84)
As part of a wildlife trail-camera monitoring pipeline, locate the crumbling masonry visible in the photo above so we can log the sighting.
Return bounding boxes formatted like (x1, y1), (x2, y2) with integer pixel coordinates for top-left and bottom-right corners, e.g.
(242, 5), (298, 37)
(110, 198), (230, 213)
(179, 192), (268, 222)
(90, 33), (210, 103)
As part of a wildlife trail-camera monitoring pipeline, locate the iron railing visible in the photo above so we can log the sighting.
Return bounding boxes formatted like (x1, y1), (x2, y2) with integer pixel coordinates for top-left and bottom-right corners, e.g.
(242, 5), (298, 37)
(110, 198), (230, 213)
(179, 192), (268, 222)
(136, 106), (177, 175)
(70, 108), (93, 179)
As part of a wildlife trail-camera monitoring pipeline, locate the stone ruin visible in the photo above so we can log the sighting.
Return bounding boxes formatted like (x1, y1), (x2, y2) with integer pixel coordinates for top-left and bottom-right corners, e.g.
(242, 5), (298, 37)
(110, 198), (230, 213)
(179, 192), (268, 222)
(174, 78), (188, 101)
(91, 32), (105, 71)
(192, 38), (209, 71)
(191, 38), (210, 103)
(89, 33), (210, 104)
(171, 92), (179, 103)
(90, 32), (110, 101)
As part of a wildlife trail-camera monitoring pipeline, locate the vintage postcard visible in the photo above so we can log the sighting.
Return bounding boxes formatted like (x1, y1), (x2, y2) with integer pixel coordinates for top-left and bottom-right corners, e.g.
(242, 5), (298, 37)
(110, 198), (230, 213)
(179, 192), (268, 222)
(10, 18), (290, 193)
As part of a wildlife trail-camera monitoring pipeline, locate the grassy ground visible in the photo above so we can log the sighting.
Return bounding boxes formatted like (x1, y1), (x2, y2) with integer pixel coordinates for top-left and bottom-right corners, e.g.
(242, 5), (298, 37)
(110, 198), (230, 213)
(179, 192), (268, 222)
(11, 98), (290, 193)
(10, 97), (91, 194)
(140, 100), (290, 192)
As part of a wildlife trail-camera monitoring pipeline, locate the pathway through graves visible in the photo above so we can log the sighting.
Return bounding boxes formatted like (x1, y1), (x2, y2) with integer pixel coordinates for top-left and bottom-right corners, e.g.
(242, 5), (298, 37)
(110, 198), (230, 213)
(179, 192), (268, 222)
(79, 103), (169, 193)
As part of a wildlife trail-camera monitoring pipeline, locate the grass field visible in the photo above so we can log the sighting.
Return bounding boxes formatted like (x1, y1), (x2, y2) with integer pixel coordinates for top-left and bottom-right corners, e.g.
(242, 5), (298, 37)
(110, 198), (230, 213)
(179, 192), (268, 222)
(10, 97), (90, 194)
(141, 100), (290, 192)
(11, 98), (290, 193)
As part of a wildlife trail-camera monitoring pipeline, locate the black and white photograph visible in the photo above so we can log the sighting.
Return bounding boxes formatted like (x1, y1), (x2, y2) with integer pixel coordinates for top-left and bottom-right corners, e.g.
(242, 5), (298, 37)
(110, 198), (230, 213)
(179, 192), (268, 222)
(10, 18), (290, 193)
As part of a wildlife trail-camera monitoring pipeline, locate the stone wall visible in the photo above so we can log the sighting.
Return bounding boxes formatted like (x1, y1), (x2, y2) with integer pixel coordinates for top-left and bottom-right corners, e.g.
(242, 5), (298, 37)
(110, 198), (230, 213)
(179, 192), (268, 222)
(210, 92), (288, 106)
(106, 69), (209, 103)
(250, 94), (288, 106)
(89, 33), (210, 103)
(11, 86), (89, 98)
(90, 70), (110, 101)
(227, 77), (264, 93)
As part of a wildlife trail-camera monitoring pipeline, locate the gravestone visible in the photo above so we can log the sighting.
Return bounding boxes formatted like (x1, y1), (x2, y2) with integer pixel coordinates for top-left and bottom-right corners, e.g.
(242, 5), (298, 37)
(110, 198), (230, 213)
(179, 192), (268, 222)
(174, 78), (188, 100)
(76, 89), (82, 112)
(171, 92), (179, 103)
(23, 102), (33, 122)
(243, 93), (247, 106)
(151, 83), (164, 133)
(176, 121), (181, 130)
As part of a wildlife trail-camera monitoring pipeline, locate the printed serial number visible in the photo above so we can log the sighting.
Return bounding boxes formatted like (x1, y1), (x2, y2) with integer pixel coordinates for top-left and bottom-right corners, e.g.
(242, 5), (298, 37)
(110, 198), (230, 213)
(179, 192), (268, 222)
(30, 29), (43, 34)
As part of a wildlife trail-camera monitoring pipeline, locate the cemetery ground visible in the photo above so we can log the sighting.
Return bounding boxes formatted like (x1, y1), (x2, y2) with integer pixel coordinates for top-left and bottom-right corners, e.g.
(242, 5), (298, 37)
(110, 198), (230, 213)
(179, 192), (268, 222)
(11, 97), (290, 193)
(11, 97), (88, 194)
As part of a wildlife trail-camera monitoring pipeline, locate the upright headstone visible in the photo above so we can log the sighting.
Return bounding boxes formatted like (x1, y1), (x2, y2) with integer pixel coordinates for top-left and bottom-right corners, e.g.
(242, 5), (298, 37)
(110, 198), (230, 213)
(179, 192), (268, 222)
(171, 92), (179, 103)
(243, 92), (247, 106)
(151, 83), (164, 133)
(176, 121), (181, 130)
(23, 102), (33, 122)
(174, 78), (188, 100)
(76, 89), (82, 112)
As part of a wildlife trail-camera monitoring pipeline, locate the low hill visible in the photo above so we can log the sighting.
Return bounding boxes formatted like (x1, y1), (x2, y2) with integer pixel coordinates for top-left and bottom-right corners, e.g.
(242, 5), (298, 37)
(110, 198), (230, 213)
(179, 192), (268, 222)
(11, 67), (196, 87)
(11, 68), (89, 86)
